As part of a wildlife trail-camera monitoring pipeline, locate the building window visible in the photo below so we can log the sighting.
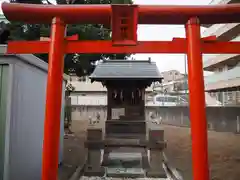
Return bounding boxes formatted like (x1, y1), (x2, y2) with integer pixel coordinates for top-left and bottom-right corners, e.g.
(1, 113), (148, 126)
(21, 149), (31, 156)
(218, 68), (223, 72)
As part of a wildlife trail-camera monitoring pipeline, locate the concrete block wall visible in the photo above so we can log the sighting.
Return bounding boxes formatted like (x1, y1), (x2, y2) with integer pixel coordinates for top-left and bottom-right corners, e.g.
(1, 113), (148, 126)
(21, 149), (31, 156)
(70, 105), (240, 133)
(146, 106), (240, 133)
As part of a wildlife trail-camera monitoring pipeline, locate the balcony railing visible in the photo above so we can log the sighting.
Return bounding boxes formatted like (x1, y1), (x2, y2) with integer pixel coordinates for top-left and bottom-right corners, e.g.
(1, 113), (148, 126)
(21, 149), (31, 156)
(209, 0), (232, 4)
(202, 23), (239, 40)
(0, 14), (8, 24)
(204, 66), (240, 87)
(203, 35), (240, 69)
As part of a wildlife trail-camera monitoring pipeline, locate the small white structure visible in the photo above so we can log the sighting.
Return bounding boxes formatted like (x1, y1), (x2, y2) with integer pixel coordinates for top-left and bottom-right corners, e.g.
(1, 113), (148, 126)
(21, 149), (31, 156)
(0, 46), (67, 180)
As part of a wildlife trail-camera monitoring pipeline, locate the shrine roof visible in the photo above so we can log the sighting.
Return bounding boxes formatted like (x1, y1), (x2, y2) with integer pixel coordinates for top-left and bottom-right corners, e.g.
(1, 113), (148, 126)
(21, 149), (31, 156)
(89, 60), (162, 81)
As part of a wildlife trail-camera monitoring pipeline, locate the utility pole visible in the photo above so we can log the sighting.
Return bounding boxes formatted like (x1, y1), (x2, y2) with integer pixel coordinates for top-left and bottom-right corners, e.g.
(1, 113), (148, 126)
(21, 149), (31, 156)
(184, 54), (187, 95)
(184, 54), (187, 77)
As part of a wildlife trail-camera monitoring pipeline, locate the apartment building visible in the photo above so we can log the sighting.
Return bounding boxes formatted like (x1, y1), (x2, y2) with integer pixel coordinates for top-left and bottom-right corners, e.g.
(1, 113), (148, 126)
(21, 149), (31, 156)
(203, 0), (240, 105)
(160, 70), (186, 83)
(0, 14), (8, 24)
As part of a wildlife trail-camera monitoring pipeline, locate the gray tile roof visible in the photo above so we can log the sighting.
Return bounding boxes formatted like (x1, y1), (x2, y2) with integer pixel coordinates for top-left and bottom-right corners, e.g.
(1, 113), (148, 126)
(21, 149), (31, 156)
(89, 60), (162, 80)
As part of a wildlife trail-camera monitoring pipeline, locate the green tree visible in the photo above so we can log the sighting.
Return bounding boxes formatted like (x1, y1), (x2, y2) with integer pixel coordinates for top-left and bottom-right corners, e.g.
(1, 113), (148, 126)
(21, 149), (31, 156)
(8, 0), (133, 77)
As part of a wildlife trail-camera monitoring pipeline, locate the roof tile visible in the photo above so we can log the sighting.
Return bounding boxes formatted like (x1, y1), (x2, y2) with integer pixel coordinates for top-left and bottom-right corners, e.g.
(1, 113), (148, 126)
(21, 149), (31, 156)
(90, 60), (162, 79)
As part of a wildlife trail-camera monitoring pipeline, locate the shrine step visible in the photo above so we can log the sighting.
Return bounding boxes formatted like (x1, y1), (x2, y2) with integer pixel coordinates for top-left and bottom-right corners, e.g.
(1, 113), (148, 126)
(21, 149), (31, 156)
(105, 137), (147, 148)
(106, 120), (146, 123)
(105, 120), (146, 135)
(103, 152), (146, 178)
(119, 115), (145, 121)
(106, 133), (146, 139)
(106, 167), (145, 178)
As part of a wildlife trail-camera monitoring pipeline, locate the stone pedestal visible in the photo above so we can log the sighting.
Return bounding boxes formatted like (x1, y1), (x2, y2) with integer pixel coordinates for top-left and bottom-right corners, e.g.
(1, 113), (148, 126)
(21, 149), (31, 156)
(84, 121), (105, 177)
(146, 124), (167, 178)
(84, 149), (105, 177)
(146, 149), (166, 178)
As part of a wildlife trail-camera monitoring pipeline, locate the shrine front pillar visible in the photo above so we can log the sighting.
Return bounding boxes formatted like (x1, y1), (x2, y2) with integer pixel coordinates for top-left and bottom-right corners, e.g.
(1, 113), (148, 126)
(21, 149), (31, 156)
(185, 17), (209, 180)
(42, 17), (66, 180)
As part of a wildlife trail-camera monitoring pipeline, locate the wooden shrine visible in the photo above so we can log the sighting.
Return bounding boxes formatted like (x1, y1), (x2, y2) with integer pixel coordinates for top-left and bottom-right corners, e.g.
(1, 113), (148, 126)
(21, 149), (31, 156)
(84, 60), (167, 177)
(90, 60), (162, 138)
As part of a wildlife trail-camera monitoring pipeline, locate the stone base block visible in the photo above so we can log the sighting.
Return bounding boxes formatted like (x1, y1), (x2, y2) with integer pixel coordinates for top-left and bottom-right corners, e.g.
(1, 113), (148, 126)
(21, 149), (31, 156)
(146, 170), (167, 178)
(84, 166), (105, 177)
(141, 151), (149, 169)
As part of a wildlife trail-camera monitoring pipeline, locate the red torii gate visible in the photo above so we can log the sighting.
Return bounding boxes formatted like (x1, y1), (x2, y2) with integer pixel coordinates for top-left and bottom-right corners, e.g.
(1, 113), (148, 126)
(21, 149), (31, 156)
(2, 2), (240, 180)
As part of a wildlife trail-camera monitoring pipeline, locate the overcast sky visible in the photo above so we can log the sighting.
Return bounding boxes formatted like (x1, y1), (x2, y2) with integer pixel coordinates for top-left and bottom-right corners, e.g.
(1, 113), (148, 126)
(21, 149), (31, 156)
(132, 0), (213, 75)
(0, 0), (214, 75)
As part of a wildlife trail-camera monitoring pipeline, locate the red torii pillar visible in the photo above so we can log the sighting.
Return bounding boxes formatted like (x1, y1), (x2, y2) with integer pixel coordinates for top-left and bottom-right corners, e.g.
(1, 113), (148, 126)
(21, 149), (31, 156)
(2, 2), (240, 180)
(41, 17), (66, 180)
(186, 18), (209, 180)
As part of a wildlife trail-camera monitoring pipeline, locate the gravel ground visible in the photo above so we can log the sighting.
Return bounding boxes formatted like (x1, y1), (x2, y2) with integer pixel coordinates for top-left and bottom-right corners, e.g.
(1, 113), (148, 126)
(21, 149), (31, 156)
(60, 122), (240, 180)
(163, 125), (240, 180)
(58, 131), (86, 180)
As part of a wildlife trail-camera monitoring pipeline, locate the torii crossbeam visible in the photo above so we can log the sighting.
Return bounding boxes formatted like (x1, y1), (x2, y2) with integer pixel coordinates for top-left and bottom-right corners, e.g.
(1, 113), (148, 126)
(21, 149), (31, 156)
(2, 2), (240, 180)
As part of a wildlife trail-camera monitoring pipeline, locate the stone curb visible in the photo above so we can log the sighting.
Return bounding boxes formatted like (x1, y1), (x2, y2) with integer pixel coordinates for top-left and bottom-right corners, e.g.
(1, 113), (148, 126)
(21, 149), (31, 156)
(68, 160), (87, 180)
(163, 153), (183, 180)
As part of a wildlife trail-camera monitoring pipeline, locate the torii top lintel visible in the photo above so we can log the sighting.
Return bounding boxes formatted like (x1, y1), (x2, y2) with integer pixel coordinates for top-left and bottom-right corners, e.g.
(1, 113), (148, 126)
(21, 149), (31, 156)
(2, 2), (240, 25)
